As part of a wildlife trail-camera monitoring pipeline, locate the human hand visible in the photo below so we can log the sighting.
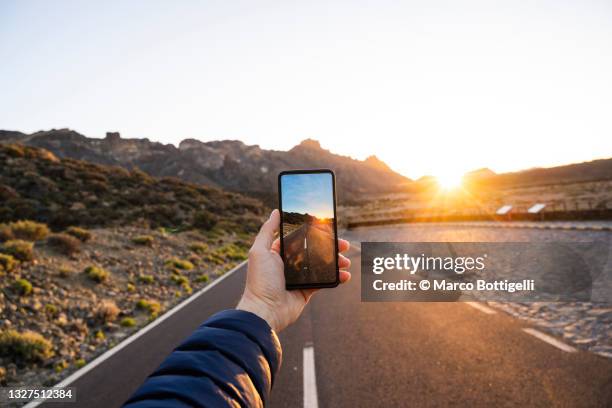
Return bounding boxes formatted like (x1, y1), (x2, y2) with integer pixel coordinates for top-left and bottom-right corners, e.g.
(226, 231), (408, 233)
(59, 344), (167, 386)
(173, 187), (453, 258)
(237, 209), (351, 332)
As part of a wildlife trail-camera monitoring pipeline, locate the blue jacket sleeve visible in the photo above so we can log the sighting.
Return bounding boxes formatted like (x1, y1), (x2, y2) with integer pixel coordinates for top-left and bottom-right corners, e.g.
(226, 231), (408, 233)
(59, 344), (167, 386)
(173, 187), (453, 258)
(123, 310), (282, 408)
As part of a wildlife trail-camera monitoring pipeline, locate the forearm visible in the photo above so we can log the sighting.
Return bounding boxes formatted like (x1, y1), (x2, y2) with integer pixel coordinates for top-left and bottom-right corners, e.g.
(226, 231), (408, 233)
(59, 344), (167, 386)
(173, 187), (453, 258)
(123, 310), (282, 408)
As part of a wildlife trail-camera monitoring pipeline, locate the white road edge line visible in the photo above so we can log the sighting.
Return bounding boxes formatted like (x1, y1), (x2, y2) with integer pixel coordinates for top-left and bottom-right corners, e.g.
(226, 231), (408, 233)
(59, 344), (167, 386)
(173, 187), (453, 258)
(23, 260), (247, 408)
(465, 301), (497, 315)
(303, 345), (319, 408)
(522, 328), (577, 353)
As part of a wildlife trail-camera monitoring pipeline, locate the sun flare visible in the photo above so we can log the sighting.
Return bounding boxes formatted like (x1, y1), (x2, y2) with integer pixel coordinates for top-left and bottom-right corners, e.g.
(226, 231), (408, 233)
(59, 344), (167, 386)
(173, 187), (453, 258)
(436, 173), (464, 190)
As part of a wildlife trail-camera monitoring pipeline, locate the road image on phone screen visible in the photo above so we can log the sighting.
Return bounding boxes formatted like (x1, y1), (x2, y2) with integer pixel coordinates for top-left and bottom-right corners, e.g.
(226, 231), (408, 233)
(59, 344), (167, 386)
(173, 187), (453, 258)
(280, 171), (338, 287)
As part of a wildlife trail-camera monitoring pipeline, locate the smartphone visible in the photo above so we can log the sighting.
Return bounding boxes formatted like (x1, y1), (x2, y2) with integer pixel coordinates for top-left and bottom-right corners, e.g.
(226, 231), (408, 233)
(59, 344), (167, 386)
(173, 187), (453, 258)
(278, 169), (340, 289)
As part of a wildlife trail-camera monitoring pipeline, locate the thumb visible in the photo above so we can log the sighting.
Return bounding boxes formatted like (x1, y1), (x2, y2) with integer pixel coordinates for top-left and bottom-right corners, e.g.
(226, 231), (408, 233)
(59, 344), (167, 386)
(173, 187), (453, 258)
(253, 209), (280, 252)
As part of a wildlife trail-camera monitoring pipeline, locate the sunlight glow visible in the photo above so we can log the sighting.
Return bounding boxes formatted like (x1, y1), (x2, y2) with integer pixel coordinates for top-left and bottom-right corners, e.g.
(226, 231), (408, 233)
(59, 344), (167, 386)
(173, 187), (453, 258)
(1, 2), (611, 178)
(436, 173), (464, 190)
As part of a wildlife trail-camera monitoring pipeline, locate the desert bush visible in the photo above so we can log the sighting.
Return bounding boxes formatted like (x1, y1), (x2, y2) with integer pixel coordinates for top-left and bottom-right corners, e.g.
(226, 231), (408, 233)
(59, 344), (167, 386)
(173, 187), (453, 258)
(0, 253), (17, 274)
(13, 278), (32, 295)
(1, 240), (34, 261)
(0, 224), (13, 241)
(215, 243), (248, 261)
(204, 253), (225, 265)
(0, 329), (54, 363)
(120, 317), (136, 327)
(65, 226), (92, 242)
(74, 358), (86, 368)
(131, 235), (154, 246)
(58, 266), (72, 278)
(3, 144), (25, 158)
(84, 265), (109, 283)
(8, 199), (39, 222)
(170, 273), (192, 294)
(127, 283), (136, 292)
(55, 360), (69, 373)
(192, 210), (218, 230)
(237, 215), (262, 234)
(195, 274), (209, 283)
(189, 242), (209, 254)
(164, 258), (194, 271)
(136, 299), (161, 317)
(96, 300), (120, 323)
(44, 304), (59, 317)
(188, 255), (203, 267)
(171, 274), (189, 286)
(47, 233), (81, 256)
(138, 274), (154, 284)
(6, 220), (49, 241)
(0, 184), (19, 201)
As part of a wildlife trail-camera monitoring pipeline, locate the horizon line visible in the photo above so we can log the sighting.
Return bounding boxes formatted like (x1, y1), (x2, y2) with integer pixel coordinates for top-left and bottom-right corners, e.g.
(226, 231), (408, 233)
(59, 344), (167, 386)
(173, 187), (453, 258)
(2, 126), (611, 181)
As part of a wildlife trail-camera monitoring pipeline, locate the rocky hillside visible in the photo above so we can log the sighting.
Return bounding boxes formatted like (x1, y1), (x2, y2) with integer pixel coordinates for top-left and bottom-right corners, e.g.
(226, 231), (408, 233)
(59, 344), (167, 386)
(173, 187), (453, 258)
(0, 129), (411, 204)
(0, 222), (251, 389)
(0, 143), (262, 389)
(0, 143), (263, 231)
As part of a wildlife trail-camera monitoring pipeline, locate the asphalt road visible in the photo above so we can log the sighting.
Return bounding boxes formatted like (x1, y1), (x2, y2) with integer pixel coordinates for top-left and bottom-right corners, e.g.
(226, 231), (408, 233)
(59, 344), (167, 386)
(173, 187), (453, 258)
(42, 224), (612, 408)
(283, 223), (336, 285)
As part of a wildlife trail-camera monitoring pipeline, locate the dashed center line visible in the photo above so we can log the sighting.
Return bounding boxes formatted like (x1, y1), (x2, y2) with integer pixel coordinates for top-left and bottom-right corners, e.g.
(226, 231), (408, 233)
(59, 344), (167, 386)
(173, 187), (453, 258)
(523, 328), (577, 353)
(303, 344), (319, 408)
(465, 301), (497, 315)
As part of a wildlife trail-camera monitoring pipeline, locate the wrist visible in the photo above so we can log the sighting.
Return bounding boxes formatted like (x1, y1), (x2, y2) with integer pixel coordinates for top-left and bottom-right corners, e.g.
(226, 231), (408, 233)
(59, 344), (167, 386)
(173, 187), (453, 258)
(236, 291), (280, 332)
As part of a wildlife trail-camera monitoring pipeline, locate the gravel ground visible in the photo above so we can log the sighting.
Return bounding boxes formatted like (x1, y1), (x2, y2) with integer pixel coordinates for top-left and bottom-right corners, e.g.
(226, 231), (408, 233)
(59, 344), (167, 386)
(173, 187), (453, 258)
(0, 226), (249, 388)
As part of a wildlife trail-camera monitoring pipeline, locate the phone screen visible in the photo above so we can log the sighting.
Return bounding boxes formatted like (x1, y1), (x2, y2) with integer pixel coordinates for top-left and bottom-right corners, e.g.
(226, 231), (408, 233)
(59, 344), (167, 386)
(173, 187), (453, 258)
(279, 170), (339, 288)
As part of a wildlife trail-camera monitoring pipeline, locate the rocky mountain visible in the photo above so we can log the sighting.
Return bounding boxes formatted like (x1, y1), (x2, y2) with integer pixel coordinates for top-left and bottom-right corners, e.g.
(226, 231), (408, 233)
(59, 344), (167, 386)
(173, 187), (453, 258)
(463, 159), (612, 188)
(0, 129), (411, 204)
(463, 168), (496, 180)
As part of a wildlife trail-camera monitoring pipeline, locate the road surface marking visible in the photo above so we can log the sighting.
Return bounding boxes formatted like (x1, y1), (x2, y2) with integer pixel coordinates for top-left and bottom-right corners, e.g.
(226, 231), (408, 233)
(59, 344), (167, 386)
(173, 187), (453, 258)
(522, 328), (577, 353)
(23, 260), (247, 408)
(303, 345), (319, 408)
(304, 237), (307, 249)
(465, 302), (497, 314)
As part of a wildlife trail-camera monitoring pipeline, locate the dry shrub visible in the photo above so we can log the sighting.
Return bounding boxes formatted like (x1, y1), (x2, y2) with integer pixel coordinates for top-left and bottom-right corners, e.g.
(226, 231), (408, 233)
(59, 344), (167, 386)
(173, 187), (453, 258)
(65, 226), (92, 242)
(0, 253), (17, 274)
(47, 233), (81, 256)
(96, 300), (120, 323)
(7, 220), (50, 241)
(0, 329), (54, 363)
(84, 265), (109, 283)
(132, 235), (154, 246)
(1, 240), (34, 261)
(13, 278), (32, 295)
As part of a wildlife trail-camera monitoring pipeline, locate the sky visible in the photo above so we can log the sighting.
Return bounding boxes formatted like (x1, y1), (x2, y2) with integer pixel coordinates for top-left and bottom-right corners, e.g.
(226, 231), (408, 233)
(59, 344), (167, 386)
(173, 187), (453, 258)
(1, 0), (611, 179)
(281, 173), (334, 219)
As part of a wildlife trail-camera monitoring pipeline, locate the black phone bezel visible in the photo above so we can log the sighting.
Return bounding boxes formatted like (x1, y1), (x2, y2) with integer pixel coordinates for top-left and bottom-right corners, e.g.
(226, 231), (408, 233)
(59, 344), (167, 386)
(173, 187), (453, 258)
(278, 169), (340, 290)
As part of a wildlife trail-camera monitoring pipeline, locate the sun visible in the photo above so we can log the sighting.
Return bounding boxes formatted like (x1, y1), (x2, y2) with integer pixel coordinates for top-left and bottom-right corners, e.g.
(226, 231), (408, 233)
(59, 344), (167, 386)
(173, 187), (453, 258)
(436, 172), (464, 190)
